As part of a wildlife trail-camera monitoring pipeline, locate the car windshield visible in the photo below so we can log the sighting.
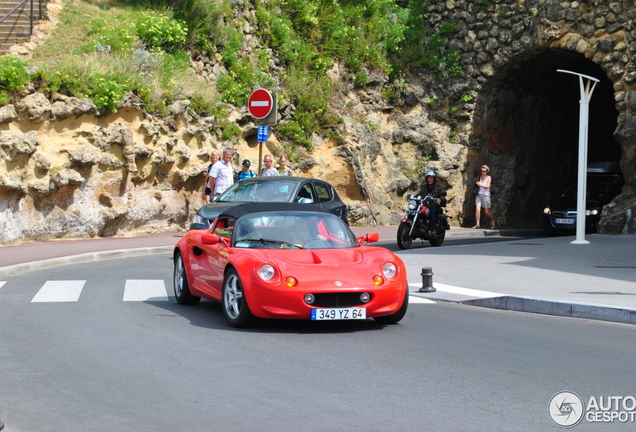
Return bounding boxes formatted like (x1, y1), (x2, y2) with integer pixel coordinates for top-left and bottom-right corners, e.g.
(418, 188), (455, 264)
(560, 175), (622, 205)
(232, 212), (357, 249)
(218, 179), (296, 203)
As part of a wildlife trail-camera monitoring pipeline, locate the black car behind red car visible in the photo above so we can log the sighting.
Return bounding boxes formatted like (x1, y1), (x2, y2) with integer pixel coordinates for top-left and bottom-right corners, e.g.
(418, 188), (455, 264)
(190, 177), (348, 230)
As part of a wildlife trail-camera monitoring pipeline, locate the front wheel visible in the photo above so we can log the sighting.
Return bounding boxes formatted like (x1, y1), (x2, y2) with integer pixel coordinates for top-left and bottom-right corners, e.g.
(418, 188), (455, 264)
(397, 222), (413, 250)
(429, 229), (446, 247)
(173, 251), (201, 305)
(222, 268), (255, 328)
(373, 291), (409, 324)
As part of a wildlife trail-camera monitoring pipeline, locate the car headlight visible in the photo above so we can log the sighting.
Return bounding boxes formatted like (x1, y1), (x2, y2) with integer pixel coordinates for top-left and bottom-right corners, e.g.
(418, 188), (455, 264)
(192, 214), (207, 225)
(408, 200), (418, 210)
(382, 262), (397, 278)
(543, 206), (551, 215)
(258, 264), (275, 281)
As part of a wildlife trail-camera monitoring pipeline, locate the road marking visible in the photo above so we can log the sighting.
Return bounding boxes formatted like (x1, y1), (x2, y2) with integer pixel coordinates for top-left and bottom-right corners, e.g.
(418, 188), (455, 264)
(0, 281), (5, 290)
(409, 282), (505, 298)
(31, 280), (86, 302)
(123, 279), (169, 302)
(409, 296), (436, 304)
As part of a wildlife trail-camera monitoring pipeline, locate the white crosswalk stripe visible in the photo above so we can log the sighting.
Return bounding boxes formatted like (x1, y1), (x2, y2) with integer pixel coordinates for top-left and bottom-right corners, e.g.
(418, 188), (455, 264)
(0, 281), (5, 290)
(409, 296), (436, 304)
(123, 279), (169, 302)
(31, 280), (86, 302)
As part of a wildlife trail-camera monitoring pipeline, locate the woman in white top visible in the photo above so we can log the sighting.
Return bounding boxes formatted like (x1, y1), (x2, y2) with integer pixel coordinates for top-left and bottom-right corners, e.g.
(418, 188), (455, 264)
(202, 150), (220, 204)
(473, 165), (495, 229)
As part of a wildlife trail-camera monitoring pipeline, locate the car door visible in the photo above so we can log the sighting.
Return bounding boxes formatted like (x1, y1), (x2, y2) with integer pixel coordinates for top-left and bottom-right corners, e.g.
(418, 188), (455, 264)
(313, 180), (347, 223)
(190, 217), (233, 299)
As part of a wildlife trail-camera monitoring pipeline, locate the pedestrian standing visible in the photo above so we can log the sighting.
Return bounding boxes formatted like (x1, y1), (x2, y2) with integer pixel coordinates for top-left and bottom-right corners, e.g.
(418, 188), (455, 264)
(472, 165), (495, 229)
(208, 148), (234, 197)
(278, 155), (293, 176)
(236, 159), (257, 181)
(260, 154), (279, 177)
(202, 150), (220, 204)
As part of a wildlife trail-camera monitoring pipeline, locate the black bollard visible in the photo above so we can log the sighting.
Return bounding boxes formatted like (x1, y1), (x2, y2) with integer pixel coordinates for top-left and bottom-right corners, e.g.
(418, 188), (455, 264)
(419, 267), (436, 293)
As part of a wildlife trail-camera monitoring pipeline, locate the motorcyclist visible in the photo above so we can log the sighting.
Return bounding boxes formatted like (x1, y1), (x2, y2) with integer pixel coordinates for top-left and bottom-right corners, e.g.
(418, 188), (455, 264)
(419, 170), (447, 235)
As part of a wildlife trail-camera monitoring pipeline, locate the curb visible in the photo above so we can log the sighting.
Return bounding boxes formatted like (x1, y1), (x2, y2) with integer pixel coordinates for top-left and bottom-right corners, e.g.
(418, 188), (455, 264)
(0, 246), (173, 278)
(410, 291), (636, 326)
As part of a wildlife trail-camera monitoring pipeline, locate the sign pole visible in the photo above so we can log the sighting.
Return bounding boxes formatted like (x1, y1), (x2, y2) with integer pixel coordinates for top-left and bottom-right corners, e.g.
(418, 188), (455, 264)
(556, 70), (599, 245)
(247, 89), (277, 175)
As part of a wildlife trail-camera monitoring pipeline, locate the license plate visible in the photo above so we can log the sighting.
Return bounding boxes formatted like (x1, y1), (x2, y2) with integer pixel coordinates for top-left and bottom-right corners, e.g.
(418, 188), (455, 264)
(555, 218), (575, 224)
(311, 308), (366, 320)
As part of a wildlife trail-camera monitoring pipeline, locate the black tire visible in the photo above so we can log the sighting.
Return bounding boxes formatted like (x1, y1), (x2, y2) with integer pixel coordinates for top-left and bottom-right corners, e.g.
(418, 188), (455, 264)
(397, 222), (413, 250)
(373, 291), (409, 324)
(429, 229), (446, 247)
(173, 251), (201, 305)
(222, 268), (255, 328)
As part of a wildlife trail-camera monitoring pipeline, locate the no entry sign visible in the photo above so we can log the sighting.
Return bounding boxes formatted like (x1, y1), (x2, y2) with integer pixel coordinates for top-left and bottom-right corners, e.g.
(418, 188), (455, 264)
(247, 89), (273, 119)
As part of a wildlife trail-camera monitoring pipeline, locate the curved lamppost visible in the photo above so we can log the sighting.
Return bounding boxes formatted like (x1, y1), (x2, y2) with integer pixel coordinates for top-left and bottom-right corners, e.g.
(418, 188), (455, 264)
(557, 69), (600, 244)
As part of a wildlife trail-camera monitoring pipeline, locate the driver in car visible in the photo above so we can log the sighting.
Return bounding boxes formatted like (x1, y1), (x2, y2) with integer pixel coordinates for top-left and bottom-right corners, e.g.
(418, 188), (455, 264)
(292, 217), (328, 247)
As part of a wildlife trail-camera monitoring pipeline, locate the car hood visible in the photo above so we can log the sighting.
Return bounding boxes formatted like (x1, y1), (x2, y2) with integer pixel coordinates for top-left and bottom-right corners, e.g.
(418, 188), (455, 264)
(244, 246), (397, 268)
(276, 248), (364, 265)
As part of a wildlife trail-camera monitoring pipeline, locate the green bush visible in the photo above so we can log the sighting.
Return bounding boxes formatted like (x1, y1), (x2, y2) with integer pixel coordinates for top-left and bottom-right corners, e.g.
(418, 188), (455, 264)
(78, 18), (137, 53)
(135, 12), (188, 52)
(0, 56), (30, 92)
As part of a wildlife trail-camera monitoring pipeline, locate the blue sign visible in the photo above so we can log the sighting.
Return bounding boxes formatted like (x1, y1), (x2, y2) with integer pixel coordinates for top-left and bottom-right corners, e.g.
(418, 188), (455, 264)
(257, 126), (269, 143)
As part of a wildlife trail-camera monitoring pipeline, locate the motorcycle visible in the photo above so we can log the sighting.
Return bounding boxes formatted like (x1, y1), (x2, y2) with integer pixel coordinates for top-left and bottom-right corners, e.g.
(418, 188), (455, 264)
(397, 193), (451, 249)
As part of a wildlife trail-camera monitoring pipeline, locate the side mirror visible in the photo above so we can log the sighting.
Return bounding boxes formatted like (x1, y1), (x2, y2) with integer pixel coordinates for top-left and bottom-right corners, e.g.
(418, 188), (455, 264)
(366, 232), (380, 243)
(298, 197), (314, 204)
(201, 234), (220, 245)
(357, 232), (379, 246)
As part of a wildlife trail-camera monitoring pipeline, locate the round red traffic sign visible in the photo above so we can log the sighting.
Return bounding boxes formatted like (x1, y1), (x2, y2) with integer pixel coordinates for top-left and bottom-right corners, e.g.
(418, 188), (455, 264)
(247, 89), (273, 119)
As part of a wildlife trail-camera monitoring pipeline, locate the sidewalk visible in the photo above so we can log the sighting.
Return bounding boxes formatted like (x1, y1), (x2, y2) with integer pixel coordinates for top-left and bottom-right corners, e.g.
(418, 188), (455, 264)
(1, 226), (635, 325)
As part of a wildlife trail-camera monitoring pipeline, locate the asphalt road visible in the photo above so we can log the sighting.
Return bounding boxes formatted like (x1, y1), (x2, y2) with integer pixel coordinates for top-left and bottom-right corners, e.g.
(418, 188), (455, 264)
(1, 253), (635, 431)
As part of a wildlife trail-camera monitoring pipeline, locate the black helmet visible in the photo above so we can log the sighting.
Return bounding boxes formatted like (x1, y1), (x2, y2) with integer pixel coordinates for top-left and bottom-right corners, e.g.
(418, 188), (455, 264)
(425, 170), (437, 179)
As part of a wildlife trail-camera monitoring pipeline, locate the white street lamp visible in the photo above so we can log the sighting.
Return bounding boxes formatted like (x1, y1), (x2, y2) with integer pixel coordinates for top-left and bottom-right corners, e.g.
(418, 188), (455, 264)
(556, 69), (599, 244)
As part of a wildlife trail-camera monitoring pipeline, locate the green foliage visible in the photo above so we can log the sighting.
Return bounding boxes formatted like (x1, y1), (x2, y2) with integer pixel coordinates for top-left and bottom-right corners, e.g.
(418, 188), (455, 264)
(170, 0), (232, 53)
(37, 66), (134, 112)
(11, 0), (466, 150)
(78, 18), (137, 53)
(217, 57), (275, 106)
(24, 2), (216, 115)
(219, 120), (241, 140)
(355, 71), (369, 86)
(390, 1), (462, 79)
(220, 27), (243, 68)
(135, 12), (188, 52)
(0, 56), (30, 92)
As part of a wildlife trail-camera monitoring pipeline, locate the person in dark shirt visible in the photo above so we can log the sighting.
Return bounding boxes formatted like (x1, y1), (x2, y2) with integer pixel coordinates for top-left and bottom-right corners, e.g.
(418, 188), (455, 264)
(419, 170), (446, 235)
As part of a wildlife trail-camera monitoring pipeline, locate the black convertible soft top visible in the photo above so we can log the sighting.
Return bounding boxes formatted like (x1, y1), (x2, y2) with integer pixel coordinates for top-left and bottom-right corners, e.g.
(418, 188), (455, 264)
(216, 202), (331, 221)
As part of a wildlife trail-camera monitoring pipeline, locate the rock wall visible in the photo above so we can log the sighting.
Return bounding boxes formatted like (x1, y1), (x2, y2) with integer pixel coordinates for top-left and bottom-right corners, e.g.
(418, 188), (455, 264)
(3, 0), (636, 243)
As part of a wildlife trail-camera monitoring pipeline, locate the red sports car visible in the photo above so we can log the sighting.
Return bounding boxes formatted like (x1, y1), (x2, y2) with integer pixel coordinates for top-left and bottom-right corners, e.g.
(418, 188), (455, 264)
(173, 203), (409, 327)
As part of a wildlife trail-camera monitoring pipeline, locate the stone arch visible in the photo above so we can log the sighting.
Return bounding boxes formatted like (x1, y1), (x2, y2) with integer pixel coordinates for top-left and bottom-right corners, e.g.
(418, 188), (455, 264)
(467, 47), (621, 226)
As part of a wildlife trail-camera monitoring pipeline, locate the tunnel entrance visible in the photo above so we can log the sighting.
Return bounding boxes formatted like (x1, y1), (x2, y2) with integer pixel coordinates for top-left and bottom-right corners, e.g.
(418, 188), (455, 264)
(471, 48), (621, 227)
